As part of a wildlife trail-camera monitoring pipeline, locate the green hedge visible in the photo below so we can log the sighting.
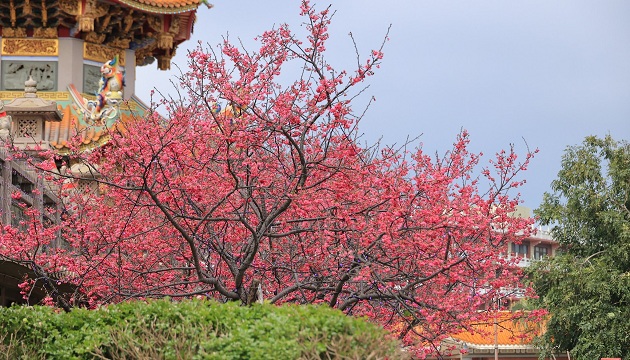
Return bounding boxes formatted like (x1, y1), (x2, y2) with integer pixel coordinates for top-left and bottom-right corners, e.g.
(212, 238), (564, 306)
(0, 299), (407, 360)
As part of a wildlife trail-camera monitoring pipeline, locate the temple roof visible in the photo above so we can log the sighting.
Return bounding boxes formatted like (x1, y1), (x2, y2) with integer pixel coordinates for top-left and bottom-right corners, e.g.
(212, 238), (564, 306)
(45, 94), (148, 153)
(0, 0), (210, 70)
(1, 89), (149, 153)
(113, 0), (204, 14)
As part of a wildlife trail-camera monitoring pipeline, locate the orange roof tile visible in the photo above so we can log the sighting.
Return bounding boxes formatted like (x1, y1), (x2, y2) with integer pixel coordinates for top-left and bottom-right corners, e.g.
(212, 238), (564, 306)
(114, 0), (203, 14)
(451, 312), (543, 346)
(43, 95), (147, 153)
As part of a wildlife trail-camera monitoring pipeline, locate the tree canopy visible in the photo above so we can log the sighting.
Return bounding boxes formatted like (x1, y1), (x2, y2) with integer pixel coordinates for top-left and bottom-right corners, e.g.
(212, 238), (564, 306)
(532, 135), (630, 359)
(0, 1), (535, 357)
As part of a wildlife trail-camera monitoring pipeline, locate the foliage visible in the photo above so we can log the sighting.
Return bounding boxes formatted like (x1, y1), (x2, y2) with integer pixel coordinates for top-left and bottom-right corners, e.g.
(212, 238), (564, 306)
(0, 299), (407, 360)
(531, 135), (630, 359)
(0, 1), (535, 356)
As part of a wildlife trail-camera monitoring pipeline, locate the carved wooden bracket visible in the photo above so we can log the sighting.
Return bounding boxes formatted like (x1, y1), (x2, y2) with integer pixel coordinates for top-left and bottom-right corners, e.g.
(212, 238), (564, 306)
(59, 0), (109, 33)
(157, 49), (174, 71)
(147, 15), (181, 50)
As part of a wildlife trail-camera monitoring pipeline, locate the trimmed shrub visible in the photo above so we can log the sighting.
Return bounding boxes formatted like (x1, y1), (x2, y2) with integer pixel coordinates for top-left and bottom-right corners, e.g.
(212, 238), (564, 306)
(0, 299), (407, 359)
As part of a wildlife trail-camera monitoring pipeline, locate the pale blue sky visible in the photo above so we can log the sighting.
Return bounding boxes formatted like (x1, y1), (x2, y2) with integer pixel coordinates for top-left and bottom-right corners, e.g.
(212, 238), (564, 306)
(136, 1), (630, 210)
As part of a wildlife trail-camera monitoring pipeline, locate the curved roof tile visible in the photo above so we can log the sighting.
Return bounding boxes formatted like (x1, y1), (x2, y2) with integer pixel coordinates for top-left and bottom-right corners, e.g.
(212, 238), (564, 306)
(451, 312), (543, 346)
(113, 0), (204, 14)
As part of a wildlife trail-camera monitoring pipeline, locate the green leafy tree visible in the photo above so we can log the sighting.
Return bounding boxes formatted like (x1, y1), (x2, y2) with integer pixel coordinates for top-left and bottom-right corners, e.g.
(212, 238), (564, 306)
(531, 135), (630, 359)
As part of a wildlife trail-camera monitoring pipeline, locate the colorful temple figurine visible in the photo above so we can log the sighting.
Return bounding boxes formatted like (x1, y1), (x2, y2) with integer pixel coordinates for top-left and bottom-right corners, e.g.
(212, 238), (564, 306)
(95, 55), (125, 114)
(74, 55), (126, 124)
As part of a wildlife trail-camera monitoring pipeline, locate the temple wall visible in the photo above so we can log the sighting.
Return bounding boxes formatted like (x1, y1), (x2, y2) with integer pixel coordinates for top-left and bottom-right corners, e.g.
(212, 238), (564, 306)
(1, 37), (136, 98)
(58, 38), (84, 93)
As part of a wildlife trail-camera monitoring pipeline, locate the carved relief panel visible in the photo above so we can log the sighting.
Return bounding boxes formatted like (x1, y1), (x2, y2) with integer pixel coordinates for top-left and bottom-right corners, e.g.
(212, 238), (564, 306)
(1, 61), (58, 91)
(83, 64), (101, 95)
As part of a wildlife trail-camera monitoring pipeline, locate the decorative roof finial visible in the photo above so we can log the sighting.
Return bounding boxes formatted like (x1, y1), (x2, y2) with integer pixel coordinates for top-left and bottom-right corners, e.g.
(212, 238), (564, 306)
(24, 76), (38, 98)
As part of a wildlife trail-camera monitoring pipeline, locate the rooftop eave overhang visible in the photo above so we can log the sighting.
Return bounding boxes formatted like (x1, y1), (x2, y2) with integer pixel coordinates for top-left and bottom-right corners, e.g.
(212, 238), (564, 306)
(112, 0), (201, 14)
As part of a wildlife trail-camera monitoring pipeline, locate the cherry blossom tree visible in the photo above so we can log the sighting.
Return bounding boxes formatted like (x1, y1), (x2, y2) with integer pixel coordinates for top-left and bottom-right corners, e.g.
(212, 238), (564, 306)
(0, 1), (535, 356)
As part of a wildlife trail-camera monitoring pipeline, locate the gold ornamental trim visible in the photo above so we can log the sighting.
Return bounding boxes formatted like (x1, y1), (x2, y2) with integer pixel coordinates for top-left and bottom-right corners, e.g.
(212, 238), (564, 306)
(83, 43), (126, 66)
(1, 38), (59, 56)
(0, 91), (70, 101)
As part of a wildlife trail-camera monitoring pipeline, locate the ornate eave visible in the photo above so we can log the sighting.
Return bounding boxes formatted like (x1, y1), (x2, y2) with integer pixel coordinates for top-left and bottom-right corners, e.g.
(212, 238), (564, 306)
(112, 0), (202, 14)
(0, 1), (75, 30)
(0, 0), (207, 70)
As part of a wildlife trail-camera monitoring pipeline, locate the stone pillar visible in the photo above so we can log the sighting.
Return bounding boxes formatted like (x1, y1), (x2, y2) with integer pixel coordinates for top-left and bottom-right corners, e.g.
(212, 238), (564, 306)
(58, 38), (85, 92)
(124, 48), (136, 100)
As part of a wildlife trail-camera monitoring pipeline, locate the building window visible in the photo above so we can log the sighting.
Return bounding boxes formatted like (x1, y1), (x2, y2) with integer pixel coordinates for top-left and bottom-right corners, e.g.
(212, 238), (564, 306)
(511, 242), (529, 257)
(534, 245), (550, 260)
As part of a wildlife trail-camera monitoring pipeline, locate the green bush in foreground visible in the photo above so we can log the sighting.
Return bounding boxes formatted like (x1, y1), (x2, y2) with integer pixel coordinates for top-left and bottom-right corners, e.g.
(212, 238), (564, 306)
(0, 299), (407, 360)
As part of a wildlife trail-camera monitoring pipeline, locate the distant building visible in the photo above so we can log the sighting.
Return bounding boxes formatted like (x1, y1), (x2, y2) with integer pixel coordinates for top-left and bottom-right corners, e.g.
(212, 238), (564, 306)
(426, 206), (565, 359)
(435, 312), (569, 360)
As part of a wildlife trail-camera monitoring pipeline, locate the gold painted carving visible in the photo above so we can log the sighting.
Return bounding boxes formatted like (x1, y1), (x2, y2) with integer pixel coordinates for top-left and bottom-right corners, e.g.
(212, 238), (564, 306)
(59, 0), (109, 32)
(157, 33), (174, 50)
(79, 14), (95, 32)
(79, 0), (110, 32)
(33, 28), (58, 39)
(1, 38), (59, 56)
(170, 17), (181, 35)
(42, 0), (49, 26)
(157, 52), (174, 71)
(134, 42), (157, 66)
(84, 42), (126, 66)
(146, 15), (162, 33)
(147, 15), (181, 50)
(24, 0), (33, 15)
(9, 0), (17, 27)
(59, 0), (80, 15)
(2, 28), (27, 38)
(108, 38), (131, 49)
(124, 10), (136, 33)
(98, 7), (123, 32)
(85, 32), (106, 44)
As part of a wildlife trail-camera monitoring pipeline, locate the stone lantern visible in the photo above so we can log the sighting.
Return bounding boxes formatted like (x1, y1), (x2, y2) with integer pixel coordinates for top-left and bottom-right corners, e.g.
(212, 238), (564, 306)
(2, 76), (62, 152)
